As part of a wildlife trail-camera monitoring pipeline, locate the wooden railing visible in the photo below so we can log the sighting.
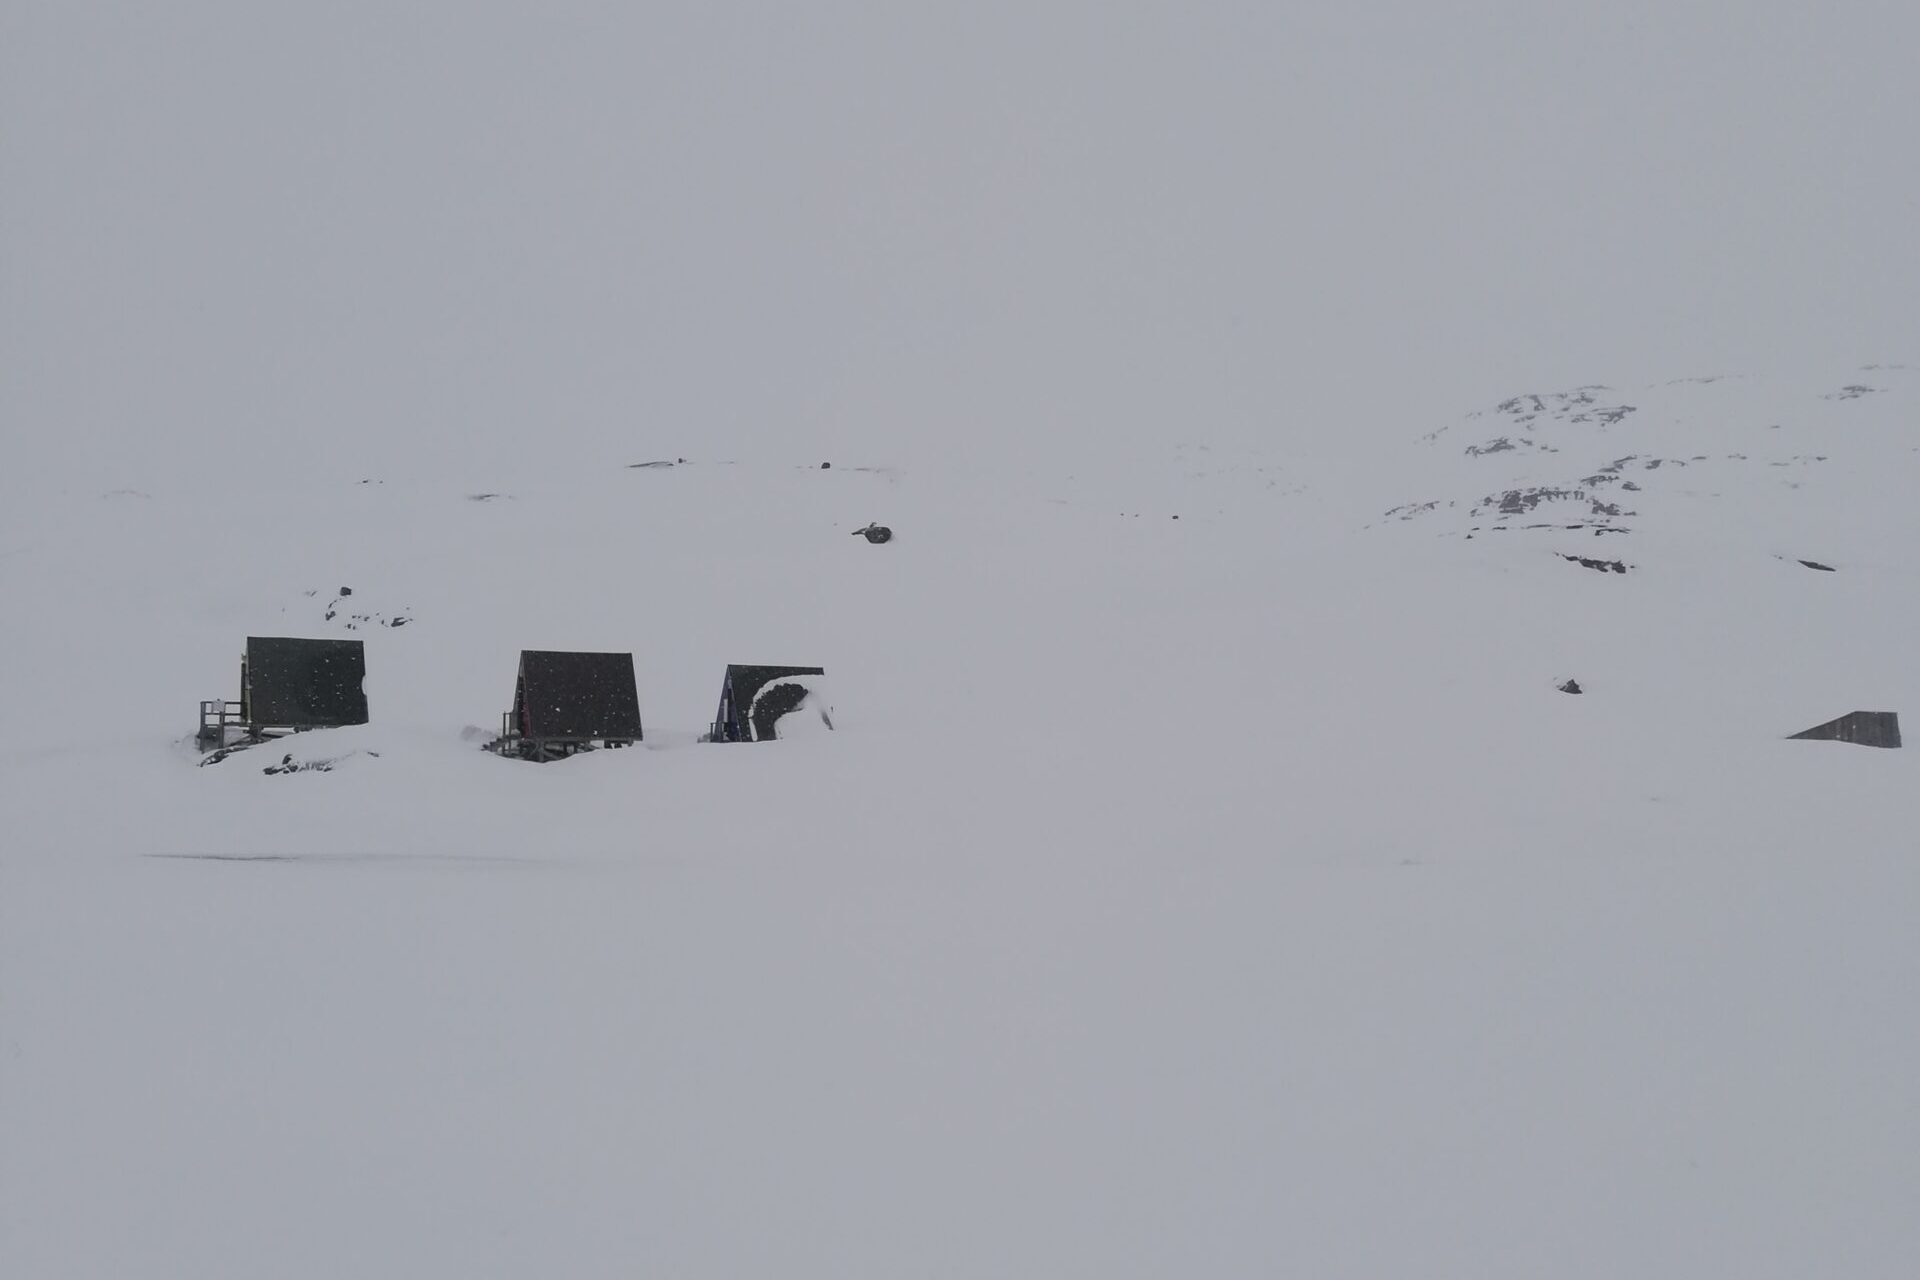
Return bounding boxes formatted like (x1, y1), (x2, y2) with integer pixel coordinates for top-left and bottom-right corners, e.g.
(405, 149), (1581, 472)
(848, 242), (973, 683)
(197, 700), (243, 747)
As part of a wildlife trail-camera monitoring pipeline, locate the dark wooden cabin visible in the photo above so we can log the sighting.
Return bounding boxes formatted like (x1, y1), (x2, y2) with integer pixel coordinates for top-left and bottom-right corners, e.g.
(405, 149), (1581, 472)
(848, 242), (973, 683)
(198, 636), (369, 748)
(709, 665), (830, 742)
(495, 650), (643, 761)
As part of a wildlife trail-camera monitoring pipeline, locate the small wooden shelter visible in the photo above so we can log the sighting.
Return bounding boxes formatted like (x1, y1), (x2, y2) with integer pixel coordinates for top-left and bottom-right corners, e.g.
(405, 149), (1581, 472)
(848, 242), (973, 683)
(493, 650), (643, 761)
(198, 636), (369, 748)
(708, 665), (830, 742)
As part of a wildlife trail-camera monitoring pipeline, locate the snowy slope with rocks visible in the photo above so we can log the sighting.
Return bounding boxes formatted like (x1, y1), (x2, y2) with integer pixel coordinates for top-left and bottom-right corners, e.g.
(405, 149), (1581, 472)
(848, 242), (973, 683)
(3, 368), (1918, 1278)
(1384, 368), (1917, 549)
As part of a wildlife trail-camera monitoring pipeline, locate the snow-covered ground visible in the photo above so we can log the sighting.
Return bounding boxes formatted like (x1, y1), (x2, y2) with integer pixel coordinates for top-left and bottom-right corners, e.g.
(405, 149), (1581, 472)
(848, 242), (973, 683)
(2, 369), (1916, 1276)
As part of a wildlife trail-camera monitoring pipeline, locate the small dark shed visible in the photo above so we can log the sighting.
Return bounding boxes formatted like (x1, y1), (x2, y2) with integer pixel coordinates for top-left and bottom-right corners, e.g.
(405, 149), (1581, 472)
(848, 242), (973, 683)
(497, 650), (643, 761)
(709, 665), (830, 742)
(1788, 710), (1902, 749)
(201, 636), (369, 748)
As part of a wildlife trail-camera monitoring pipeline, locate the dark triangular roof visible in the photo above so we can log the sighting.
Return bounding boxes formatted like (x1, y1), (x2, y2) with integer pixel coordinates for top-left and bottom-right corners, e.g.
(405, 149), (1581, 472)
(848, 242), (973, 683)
(515, 651), (642, 741)
(716, 664), (827, 742)
(1788, 710), (1901, 749)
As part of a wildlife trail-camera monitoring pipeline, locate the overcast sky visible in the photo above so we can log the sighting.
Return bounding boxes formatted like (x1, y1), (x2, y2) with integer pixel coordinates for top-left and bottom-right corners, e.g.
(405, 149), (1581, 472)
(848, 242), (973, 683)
(5, 2), (1916, 491)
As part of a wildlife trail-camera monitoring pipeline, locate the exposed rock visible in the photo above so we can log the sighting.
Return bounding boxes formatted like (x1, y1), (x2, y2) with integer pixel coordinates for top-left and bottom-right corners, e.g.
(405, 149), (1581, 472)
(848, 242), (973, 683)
(1382, 500), (1442, 522)
(1560, 554), (1630, 574)
(1489, 487), (1583, 516)
(313, 587), (410, 630)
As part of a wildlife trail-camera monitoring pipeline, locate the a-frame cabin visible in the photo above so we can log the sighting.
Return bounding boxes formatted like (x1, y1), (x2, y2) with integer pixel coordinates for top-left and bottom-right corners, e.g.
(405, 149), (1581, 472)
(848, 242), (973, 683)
(494, 650), (643, 761)
(709, 664), (830, 742)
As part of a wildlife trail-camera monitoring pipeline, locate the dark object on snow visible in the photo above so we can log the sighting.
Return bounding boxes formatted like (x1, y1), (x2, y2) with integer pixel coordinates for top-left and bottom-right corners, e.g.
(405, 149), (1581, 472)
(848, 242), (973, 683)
(1788, 711), (1901, 749)
(1799, 559), (1836, 572)
(1558, 679), (1583, 695)
(245, 637), (368, 729)
(322, 589), (410, 630)
(1560, 553), (1629, 574)
(709, 665), (830, 742)
(821, 462), (832, 469)
(493, 650), (643, 762)
(198, 637), (369, 749)
(853, 523), (892, 544)
(263, 752), (340, 775)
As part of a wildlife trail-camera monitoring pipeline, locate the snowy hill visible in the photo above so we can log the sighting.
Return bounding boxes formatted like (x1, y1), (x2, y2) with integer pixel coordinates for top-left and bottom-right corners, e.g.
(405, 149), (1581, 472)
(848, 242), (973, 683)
(2, 365), (1916, 1277)
(1383, 368), (1918, 553)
